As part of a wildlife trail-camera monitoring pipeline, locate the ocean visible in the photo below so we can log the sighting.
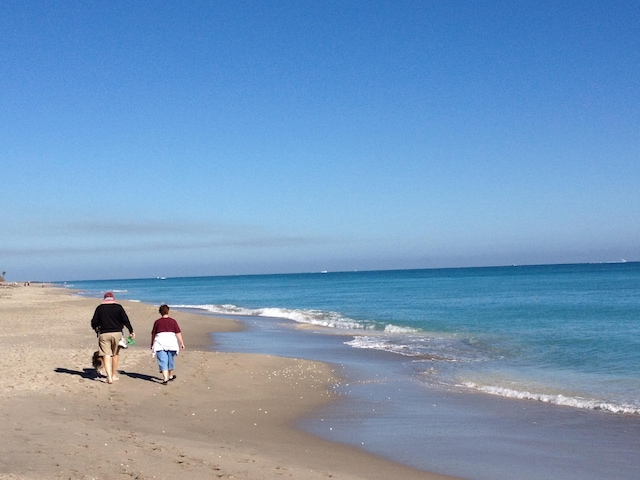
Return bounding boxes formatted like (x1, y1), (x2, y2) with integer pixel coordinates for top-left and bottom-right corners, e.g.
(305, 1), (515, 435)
(63, 263), (640, 479)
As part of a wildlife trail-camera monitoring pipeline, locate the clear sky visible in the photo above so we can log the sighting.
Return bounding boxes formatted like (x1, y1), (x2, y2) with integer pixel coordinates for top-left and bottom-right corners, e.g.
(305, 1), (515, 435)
(2, 1), (639, 281)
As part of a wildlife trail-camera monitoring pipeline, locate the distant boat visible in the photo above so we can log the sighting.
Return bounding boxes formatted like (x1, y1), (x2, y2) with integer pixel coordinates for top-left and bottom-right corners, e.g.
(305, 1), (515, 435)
(157, 276), (167, 280)
(320, 271), (328, 274)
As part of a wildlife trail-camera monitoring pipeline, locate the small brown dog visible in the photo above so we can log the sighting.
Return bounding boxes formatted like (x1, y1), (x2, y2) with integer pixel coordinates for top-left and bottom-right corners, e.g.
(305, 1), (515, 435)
(92, 351), (105, 376)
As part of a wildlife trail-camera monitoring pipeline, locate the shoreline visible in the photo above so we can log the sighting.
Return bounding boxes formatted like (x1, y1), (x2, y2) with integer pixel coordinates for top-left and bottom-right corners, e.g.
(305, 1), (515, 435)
(0, 284), (457, 479)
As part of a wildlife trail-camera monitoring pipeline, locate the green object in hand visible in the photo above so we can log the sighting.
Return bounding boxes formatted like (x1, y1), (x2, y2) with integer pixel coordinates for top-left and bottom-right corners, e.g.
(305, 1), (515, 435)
(127, 336), (135, 345)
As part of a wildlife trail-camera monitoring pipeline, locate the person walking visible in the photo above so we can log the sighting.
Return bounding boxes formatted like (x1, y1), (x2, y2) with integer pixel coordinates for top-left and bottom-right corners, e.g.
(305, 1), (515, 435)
(151, 304), (185, 384)
(91, 292), (135, 384)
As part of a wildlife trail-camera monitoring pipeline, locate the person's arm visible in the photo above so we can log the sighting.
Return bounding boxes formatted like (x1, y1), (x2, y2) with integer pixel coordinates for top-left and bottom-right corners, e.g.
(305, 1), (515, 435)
(120, 306), (135, 338)
(91, 307), (100, 333)
(176, 331), (185, 350)
(151, 321), (157, 349)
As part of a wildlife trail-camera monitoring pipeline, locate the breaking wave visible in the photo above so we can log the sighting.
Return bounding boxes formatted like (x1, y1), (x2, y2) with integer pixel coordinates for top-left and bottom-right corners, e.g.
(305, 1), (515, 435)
(174, 303), (404, 331)
(463, 382), (640, 415)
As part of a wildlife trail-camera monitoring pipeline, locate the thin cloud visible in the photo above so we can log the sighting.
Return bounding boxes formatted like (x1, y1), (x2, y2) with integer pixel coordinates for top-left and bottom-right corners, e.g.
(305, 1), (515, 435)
(1, 220), (336, 257)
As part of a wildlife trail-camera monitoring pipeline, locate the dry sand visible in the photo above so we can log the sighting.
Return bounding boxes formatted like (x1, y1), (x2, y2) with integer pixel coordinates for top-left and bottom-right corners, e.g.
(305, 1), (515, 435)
(0, 284), (457, 480)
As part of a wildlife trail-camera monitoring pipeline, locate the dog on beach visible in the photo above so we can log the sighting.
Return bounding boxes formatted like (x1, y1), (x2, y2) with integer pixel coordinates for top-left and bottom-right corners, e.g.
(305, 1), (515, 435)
(92, 351), (105, 376)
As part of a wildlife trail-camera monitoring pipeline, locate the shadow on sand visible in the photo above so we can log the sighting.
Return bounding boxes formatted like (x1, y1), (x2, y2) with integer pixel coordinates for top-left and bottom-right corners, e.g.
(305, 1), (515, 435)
(54, 367), (161, 383)
(54, 367), (99, 379)
(119, 370), (162, 383)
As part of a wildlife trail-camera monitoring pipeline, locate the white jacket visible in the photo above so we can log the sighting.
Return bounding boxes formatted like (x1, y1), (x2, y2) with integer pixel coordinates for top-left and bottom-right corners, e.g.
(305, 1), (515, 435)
(152, 331), (180, 356)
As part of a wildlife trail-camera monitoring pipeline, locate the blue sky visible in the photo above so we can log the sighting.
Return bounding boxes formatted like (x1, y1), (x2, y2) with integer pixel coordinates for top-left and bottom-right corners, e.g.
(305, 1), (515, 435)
(2, 1), (639, 281)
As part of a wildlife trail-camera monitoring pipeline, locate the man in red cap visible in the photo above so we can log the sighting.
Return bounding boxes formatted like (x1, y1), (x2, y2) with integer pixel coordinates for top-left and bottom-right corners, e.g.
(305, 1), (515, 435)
(91, 292), (135, 384)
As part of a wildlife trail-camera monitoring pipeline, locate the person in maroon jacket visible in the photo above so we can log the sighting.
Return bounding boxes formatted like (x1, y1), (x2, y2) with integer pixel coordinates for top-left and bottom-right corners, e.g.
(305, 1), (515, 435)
(151, 304), (185, 384)
(91, 292), (135, 384)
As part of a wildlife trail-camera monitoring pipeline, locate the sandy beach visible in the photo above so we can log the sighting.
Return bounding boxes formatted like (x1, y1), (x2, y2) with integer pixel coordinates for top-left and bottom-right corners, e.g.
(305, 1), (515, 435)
(0, 284), (457, 480)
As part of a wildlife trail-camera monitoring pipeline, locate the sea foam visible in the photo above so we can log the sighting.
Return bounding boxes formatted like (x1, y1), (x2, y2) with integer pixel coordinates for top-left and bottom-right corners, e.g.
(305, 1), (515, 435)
(174, 303), (382, 330)
(463, 382), (640, 415)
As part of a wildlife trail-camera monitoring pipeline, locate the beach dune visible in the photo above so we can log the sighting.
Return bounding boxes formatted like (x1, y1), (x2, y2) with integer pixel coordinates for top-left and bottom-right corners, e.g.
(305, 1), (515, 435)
(0, 284), (456, 479)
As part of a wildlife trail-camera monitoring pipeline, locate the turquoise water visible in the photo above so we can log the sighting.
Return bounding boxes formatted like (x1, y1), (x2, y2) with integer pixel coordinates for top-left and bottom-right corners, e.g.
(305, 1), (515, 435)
(65, 262), (640, 415)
